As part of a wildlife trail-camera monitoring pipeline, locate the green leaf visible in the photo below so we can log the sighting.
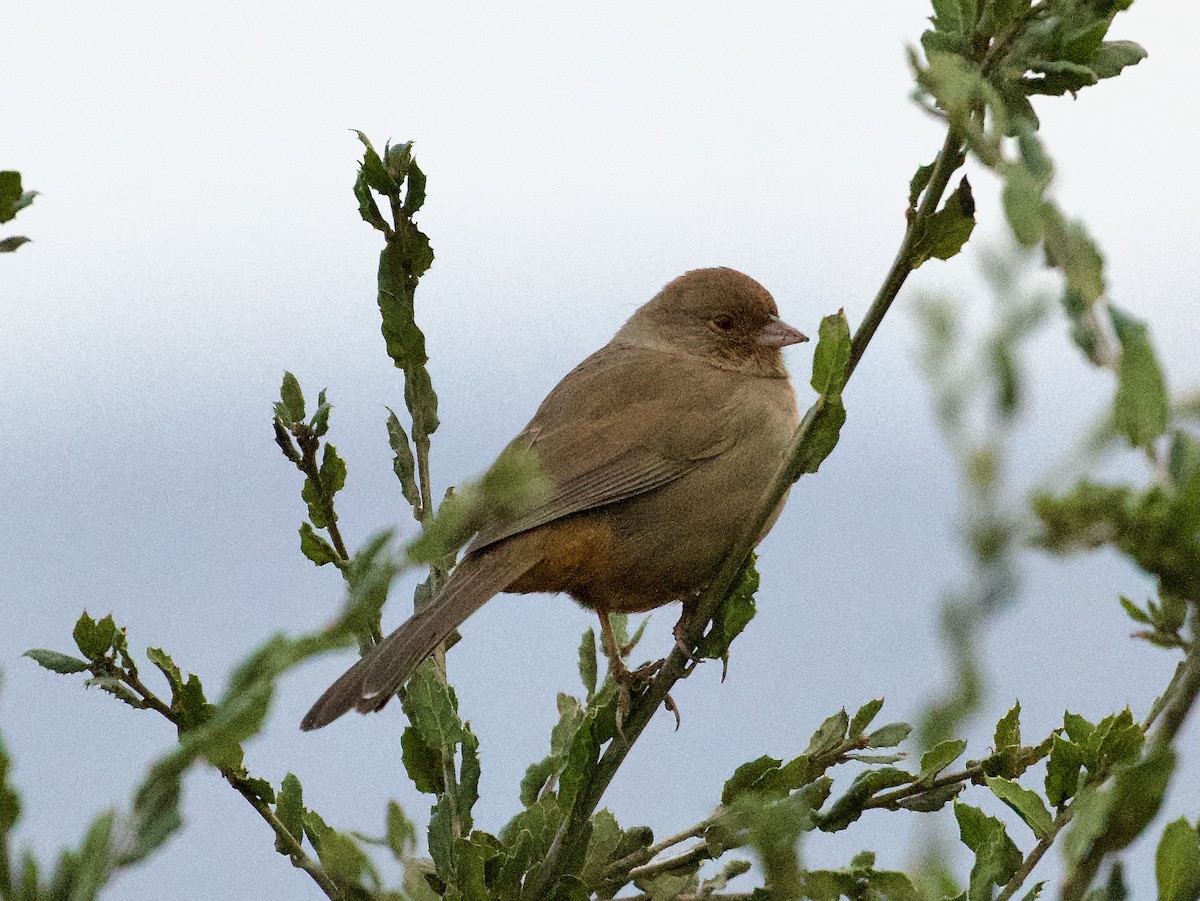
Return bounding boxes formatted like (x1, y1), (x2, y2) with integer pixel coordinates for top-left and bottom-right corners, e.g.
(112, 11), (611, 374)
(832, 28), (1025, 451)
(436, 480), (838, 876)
(1090, 41), (1147, 80)
(1001, 145), (1053, 246)
(1087, 708), (1144, 776)
(818, 768), (912, 832)
(722, 756), (784, 806)
(919, 739), (968, 784)
(867, 722), (912, 749)
(280, 371), (305, 422)
(0, 236), (31, 253)
(930, 0), (974, 36)
(849, 698), (885, 739)
(319, 444), (347, 497)
(955, 802), (1022, 901)
(23, 648), (90, 674)
(275, 773), (305, 855)
(1065, 745), (1176, 864)
(1156, 818), (1200, 901)
(1118, 596), (1152, 626)
(810, 310), (852, 398)
(558, 716), (599, 813)
(579, 808), (623, 891)
(1046, 734), (1085, 807)
(908, 162), (936, 219)
(354, 130), (398, 196)
(122, 754), (183, 865)
(299, 522), (339, 566)
(304, 810), (371, 884)
(402, 662), (464, 754)
(798, 311), (851, 475)
(401, 726), (444, 795)
(696, 554), (759, 665)
(385, 408), (420, 511)
(73, 611), (103, 659)
(986, 776), (1053, 838)
(0, 171), (37, 224)
(1063, 711), (1095, 744)
(578, 628), (597, 699)
(912, 176), (976, 267)
(805, 709), (850, 757)
(995, 702), (1021, 749)
(458, 725), (481, 832)
(386, 800), (417, 860)
(1110, 306), (1169, 449)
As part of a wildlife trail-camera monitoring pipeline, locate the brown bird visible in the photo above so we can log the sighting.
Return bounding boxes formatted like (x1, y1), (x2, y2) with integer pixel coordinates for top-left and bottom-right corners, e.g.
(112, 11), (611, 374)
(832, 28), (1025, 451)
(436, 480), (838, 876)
(301, 267), (806, 731)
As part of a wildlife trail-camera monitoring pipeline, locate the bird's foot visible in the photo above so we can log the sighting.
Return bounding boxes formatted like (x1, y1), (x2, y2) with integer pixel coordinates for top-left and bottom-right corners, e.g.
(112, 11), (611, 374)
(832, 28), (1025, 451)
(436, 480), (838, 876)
(672, 617), (704, 666)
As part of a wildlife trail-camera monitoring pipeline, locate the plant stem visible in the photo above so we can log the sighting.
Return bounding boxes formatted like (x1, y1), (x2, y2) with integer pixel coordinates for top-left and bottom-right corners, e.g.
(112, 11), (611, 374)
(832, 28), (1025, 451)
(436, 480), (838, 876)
(225, 773), (344, 901)
(995, 805), (1074, 901)
(604, 814), (722, 880)
(627, 842), (717, 882)
(114, 665), (344, 900)
(527, 122), (970, 898)
(863, 764), (984, 810)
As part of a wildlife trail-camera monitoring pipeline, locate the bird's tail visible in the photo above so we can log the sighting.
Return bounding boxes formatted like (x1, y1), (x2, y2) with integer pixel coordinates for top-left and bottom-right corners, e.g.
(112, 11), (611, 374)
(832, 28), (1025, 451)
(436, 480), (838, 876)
(300, 543), (536, 731)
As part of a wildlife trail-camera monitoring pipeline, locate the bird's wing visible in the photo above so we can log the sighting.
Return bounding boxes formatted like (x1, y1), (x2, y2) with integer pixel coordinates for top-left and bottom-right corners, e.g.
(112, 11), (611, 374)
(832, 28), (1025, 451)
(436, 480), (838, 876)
(467, 343), (735, 552)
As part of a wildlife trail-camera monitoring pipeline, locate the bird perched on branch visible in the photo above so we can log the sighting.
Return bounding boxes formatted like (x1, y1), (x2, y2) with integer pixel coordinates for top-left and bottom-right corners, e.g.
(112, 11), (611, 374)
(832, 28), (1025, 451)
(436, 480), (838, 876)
(302, 267), (806, 731)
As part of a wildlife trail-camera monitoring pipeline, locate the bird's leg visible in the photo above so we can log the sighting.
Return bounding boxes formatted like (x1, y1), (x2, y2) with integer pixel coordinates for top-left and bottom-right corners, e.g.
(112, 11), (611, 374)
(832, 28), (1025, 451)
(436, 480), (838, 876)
(672, 600), (704, 666)
(598, 611), (637, 738)
(597, 610), (634, 687)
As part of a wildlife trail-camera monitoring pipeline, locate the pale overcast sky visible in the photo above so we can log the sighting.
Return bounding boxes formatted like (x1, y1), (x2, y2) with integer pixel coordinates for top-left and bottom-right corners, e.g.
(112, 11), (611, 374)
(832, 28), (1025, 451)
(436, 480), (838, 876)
(3, 3), (1198, 899)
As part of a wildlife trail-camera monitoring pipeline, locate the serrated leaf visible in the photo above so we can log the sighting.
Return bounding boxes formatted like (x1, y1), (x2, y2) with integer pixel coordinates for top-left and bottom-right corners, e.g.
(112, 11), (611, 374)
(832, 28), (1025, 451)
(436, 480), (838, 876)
(386, 800), (417, 859)
(920, 739), (968, 784)
(1090, 40), (1147, 80)
(1110, 306), (1169, 449)
(1156, 818), (1200, 901)
(0, 171), (36, 224)
(867, 722), (912, 749)
(458, 725), (481, 832)
(385, 408), (420, 511)
(810, 310), (852, 398)
(955, 802), (1022, 901)
(401, 726), (443, 795)
(912, 177), (976, 267)
(722, 756), (784, 806)
(995, 702), (1021, 749)
(849, 698), (885, 739)
(696, 555), (759, 665)
(818, 768), (913, 833)
(1045, 734), (1085, 807)
(280, 371), (305, 422)
(578, 628), (597, 698)
(299, 522), (339, 566)
(23, 648), (90, 674)
(806, 710), (850, 757)
(275, 773), (305, 854)
(986, 776), (1053, 838)
(798, 311), (851, 475)
(73, 611), (102, 659)
(320, 443), (347, 497)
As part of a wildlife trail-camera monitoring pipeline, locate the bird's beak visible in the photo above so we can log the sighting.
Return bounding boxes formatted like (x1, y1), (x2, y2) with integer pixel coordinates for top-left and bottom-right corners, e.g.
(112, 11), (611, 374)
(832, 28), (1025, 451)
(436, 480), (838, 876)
(757, 315), (809, 348)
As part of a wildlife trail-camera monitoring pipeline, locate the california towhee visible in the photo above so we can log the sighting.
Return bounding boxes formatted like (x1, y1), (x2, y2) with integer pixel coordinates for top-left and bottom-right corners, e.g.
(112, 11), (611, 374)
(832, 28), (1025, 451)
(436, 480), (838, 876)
(301, 267), (806, 731)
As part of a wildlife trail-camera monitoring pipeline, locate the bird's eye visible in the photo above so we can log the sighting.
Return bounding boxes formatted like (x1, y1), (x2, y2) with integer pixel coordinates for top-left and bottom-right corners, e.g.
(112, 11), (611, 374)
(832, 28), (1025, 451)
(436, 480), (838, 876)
(712, 313), (735, 332)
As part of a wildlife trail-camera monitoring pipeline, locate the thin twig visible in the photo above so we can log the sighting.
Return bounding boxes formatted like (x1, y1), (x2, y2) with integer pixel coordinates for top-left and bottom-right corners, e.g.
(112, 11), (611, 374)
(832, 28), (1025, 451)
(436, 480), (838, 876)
(995, 806), (1075, 901)
(627, 843), (715, 881)
(111, 665), (344, 900)
(605, 814), (722, 879)
(862, 764), (985, 810)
